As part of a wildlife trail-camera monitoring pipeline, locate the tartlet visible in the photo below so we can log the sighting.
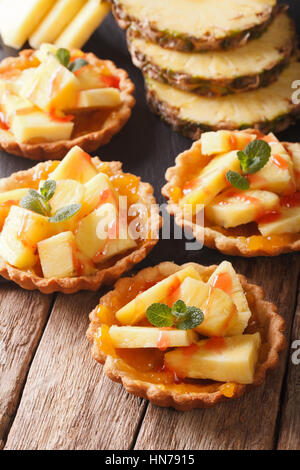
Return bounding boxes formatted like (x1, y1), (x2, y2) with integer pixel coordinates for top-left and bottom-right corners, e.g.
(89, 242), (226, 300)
(0, 46), (135, 160)
(163, 129), (300, 256)
(0, 146), (160, 293)
(87, 261), (285, 410)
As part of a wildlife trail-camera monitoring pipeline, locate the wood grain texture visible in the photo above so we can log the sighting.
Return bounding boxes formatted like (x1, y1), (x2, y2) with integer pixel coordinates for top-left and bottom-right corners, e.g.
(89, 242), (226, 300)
(134, 256), (299, 450)
(277, 284), (300, 450)
(0, 284), (51, 449)
(4, 291), (146, 450)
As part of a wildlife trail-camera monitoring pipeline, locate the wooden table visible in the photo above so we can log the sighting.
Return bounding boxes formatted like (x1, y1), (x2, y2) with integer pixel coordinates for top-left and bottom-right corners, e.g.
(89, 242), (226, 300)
(1, 2), (300, 451)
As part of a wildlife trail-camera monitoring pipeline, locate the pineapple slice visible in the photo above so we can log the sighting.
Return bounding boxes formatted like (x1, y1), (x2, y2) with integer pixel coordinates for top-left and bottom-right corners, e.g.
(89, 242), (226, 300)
(201, 131), (254, 156)
(74, 88), (121, 110)
(109, 326), (197, 349)
(177, 277), (238, 337)
(207, 261), (251, 335)
(95, 233), (137, 264)
(0, 0), (54, 49)
(75, 202), (117, 260)
(284, 143), (300, 190)
(55, 0), (111, 49)
(38, 231), (80, 278)
(49, 146), (98, 183)
(180, 151), (240, 211)
(49, 179), (84, 232)
(164, 333), (261, 384)
(116, 266), (201, 325)
(249, 142), (295, 195)
(258, 206), (300, 236)
(0, 188), (30, 229)
(29, 0), (86, 49)
(82, 172), (117, 218)
(0, 205), (52, 269)
(205, 189), (280, 228)
(20, 54), (79, 112)
(1, 92), (74, 143)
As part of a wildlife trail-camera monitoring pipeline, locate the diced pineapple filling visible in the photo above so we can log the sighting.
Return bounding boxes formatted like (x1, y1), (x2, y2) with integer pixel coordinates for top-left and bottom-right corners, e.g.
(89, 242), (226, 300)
(0, 42), (121, 143)
(0, 146), (141, 278)
(95, 262), (261, 386)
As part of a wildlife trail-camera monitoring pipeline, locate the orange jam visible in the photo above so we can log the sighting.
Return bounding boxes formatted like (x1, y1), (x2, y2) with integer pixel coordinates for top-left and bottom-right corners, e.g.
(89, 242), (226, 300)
(219, 382), (238, 398)
(281, 191), (300, 208)
(0, 111), (9, 130)
(211, 272), (232, 295)
(49, 108), (74, 123)
(100, 74), (120, 89)
(95, 325), (117, 358)
(271, 154), (289, 170)
(169, 186), (183, 203)
(110, 173), (140, 207)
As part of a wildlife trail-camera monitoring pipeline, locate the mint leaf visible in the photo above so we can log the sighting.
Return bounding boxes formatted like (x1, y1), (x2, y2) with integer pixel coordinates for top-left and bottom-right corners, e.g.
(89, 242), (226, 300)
(177, 306), (204, 330)
(237, 140), (271, 174)
(226, 170), (250, 190)
(56, 48), (70, 68)
(39, 180), (56, 202)
(146, 303), (173, 328)
(172, 299), (187, 319)
(68, 59), (89, 73)
(49, 204), (81, 223)
(20, 193), (47, 216)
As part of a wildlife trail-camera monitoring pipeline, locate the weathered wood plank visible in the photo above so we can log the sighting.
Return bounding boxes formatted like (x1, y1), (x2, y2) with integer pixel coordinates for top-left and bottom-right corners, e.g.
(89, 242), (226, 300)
(0, 284), (52, 449)
(4, 291), (147, 450)
(134, 255), (299, 450)
(277, 284), (300, 450)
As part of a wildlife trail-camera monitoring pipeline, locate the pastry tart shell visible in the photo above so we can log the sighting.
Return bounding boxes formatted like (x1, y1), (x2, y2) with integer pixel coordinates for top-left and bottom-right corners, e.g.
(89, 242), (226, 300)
(0, 50), (135, 161)
(162, 138), (300, 257)
(0, 158), (160, 293)
(87, 262), (286, 410)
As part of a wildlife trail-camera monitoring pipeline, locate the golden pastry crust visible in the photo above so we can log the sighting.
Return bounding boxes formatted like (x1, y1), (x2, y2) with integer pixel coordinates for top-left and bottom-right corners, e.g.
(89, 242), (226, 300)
(0, 158), (160, 294)
(87, 262), (286, 410)
(0, 50), (135, 161)
(162, 136), (300, 257)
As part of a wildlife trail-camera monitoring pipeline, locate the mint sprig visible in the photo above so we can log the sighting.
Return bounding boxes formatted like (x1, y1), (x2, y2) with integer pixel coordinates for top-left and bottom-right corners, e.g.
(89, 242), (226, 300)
(56, 48), (88, 73)
(226, 170), (250, 191)
(146, 300), (204, 331)
(20, 180), (81, 223)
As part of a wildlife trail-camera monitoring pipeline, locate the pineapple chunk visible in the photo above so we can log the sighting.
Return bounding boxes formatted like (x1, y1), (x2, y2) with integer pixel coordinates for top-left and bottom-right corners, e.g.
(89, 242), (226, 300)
(116, 266), (201, 326)
(75, 202), (117, 260)
(0, 205), (52, 269)
(208, 261), (251, 335)
(20, 54), (79, 112)
(29, 0), (86, 49)
(180, 151), (240, 212)
(201, 131), (254, 156)
(95, 233), (137, 264)
(49, 179), (84, 232)
(258, 206), (300, 236)
(34, 43), (58, 63)
(285, 143), (300, 190)
(38, 231), (79, 278)
(55, 0), (111, 49)
(75, 66), (109, 90)
(249, 142), (295, 195)
(74, 88), (121, 110)
(177, 277), (238, 337)
(164, 333), (261, 384)
(82, 172), (117, 217)
(0, 188), (30, 229)
(205, 189), (280, 228)
(49, 146), (97, 183)
(0, 0), (55, 49)
(109, 326), (197, 349)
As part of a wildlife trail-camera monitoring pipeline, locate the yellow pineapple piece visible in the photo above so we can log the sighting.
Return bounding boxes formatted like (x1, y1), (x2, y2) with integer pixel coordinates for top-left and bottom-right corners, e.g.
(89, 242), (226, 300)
(116, 266), (201, 326)
(34, 43), (58, 63)
(20, 54), (79, 112)
(201, 130), (254, 156)
(284, 142), (300, 190)
(0, 188), (30, 229)
(258, 206), (300, 236)
(29, 0), (86, 49)
(96, 233), (137, 264)
(49, 146), (97, 183)
(164, 333), (261, 384)
(207, 261), (251, 335)
(75, 66), (109, 90)
(205, 189), (279, 228)
(38, 231), (79, 278)
(82, 172), (117, 218)
(0, 0), (55, 49)
(180, 151), (240, 212)
(55, 0), (111, 49)
(0, 205), (52, 269)
(177, 277), (238, 337)
(109, 326), (197, 349)
(74, 88), (121, 110)
(49, 179), (84, 232)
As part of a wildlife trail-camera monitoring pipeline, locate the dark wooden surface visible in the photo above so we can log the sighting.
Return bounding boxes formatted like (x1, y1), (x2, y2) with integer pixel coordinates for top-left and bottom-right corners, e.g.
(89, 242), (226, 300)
(0, 0), (300, 450)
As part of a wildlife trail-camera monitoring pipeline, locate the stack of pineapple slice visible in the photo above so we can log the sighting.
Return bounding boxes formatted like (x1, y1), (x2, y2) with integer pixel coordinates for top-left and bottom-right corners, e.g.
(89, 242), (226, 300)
(112, 0), (300, 137)
(0, 0), (111, 50)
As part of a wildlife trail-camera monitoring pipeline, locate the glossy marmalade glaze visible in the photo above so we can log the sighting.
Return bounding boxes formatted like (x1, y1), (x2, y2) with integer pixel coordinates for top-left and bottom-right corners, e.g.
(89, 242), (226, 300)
(93, 271), (241, 397)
